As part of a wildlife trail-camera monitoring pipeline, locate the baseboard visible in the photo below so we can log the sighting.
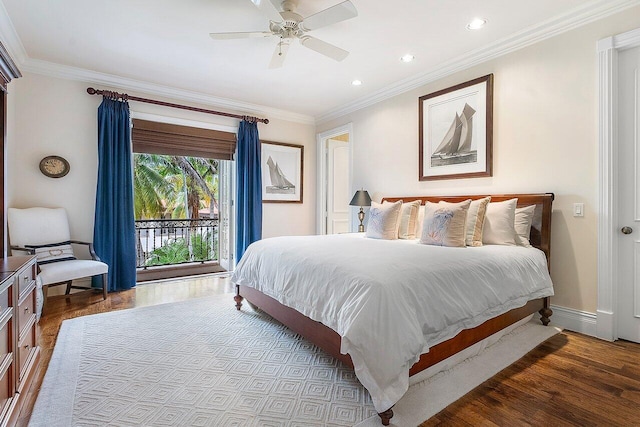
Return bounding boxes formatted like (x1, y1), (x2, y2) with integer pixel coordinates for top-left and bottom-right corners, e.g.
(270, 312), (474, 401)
(549, 304), (597, 337)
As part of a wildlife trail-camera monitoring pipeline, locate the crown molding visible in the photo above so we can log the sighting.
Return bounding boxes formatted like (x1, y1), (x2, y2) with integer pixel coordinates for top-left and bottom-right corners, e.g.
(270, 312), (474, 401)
(19, 58), (315, 125)
(0, 0), (27, 65)
(316, 0), (640, 124)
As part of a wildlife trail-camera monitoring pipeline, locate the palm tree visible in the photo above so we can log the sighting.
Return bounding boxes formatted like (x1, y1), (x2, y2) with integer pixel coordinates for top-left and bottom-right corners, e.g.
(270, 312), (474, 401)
(133, 154), (173, 219)
(133, 153), (219, 266)
(133, 154), (218, 220)
(172, 156), (219, 219)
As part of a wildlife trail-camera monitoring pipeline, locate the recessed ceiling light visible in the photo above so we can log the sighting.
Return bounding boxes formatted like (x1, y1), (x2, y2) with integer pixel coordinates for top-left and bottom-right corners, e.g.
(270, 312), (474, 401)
(466, 18), (487, 30)
(351, 80), (362, 86)
(400, 54), (415, 63)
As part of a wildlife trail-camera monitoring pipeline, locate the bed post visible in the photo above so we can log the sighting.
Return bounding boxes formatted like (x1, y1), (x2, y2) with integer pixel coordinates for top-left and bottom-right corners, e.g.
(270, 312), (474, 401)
(234, 284), (243, 310)
(539, 296), (552, 326)
(378, 408), (393, 425)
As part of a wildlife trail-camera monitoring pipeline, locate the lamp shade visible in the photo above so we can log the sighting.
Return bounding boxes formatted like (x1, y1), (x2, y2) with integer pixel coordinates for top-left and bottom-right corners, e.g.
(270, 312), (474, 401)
(349, 190), (372, 207)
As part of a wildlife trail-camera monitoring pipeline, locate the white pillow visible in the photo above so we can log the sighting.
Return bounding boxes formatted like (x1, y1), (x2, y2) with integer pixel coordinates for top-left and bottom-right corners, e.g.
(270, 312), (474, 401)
(24, 241), (77, 264)
(483, 199), (518, 245)
(397, 200), (421, 239)
(366, 201), (402, 240)
(420, 200), (471, 247)
(515, 205), (536, 247)
(466, 196), (491, 247)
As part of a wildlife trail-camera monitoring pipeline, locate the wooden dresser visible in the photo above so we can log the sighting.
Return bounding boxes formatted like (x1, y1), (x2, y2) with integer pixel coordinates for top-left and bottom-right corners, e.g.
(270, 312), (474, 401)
(0, 256), (39, 427)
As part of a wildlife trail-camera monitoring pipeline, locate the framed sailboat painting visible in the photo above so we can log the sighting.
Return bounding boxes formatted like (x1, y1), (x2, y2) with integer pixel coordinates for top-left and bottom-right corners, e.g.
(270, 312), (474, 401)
(419, 74), (493, 181)
(261, 140), (304, 203)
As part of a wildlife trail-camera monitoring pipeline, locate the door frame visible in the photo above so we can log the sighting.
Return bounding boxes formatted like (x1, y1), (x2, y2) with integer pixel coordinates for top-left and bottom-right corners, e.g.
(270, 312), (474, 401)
(316, 123), (353, 235)
(597, 27), (640, 341)
(129, 111), (237, 276)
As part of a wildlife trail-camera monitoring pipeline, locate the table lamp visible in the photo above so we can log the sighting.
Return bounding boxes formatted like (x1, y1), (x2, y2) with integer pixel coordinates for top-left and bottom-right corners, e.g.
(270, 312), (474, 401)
(349, 190), (372, 232)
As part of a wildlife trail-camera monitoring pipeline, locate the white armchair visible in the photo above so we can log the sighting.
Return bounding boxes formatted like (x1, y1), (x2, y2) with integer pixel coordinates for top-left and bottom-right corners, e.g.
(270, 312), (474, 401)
(7, 207), (108, 310)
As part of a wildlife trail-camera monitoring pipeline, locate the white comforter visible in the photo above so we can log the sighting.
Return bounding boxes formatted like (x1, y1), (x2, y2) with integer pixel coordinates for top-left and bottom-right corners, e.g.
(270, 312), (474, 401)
(231, 233), (554, 412)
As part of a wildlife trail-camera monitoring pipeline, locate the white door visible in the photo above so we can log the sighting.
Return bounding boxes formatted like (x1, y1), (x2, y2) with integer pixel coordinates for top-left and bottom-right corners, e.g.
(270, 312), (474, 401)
(218, 160), (235, 271)
(617, 45), (640, 343)
(326, 139), (350, 234)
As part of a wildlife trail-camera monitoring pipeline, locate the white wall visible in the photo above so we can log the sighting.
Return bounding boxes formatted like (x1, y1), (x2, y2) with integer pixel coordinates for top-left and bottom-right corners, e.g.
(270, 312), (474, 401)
(318, 7), (640, 314)
(6, 73), (316, 252)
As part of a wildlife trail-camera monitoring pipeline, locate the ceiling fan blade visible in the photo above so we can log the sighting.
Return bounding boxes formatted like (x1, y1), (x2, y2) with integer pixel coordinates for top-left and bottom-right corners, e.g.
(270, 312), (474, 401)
(269, 41), (290, 69)
(300, 36), (349, 61)
(210, 31), (272, 40)
(301, 1), (357, 31)
(250, 0), (283, 23)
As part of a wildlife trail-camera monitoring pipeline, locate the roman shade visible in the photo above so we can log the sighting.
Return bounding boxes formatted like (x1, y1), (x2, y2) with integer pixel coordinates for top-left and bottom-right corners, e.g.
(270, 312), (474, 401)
(131, 119), (237, 160)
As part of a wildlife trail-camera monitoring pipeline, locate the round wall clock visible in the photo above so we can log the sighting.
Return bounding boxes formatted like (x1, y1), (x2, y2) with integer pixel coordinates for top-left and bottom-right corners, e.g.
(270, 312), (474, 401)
(39, 155), (70, 178)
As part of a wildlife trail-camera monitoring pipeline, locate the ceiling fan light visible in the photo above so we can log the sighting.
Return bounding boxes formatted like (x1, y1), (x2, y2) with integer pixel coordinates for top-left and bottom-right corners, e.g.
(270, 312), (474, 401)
(400, 54), (415, 63)
(466, 18), (487, 30)
(351, 80), (362, 86)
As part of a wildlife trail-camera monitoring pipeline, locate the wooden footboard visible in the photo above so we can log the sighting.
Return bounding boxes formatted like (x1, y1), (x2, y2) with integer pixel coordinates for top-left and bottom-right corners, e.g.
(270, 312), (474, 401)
(236, 284), (550, 374)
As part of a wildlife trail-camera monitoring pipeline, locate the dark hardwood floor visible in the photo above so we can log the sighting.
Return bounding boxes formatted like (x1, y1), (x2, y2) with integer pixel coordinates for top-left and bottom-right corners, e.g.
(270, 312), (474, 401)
(420, 331), (640, 426)
(17, 276), (640, 426)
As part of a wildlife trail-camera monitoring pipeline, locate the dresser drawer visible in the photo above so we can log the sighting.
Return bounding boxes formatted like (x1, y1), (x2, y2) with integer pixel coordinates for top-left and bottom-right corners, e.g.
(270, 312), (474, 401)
(17, 323), (36, 382)
(0, 287), (9, 315)
(0, 320), (10, 359)
(17, 296), (34, 336)
(16, 263), (35, 299)
(0, 358), (13, 419)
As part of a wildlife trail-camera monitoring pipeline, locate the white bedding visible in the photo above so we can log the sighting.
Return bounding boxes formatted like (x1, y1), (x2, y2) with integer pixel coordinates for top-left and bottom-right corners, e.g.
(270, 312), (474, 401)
(231, 233), (554, 413)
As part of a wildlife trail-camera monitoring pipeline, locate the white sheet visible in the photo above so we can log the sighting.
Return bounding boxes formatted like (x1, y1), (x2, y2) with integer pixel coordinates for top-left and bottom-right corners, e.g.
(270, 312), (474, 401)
(231, 233), (554, 412)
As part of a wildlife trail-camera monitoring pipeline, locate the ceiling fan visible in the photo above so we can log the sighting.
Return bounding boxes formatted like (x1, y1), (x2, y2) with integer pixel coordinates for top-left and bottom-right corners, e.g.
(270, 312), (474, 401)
(210, 0), (358, 68)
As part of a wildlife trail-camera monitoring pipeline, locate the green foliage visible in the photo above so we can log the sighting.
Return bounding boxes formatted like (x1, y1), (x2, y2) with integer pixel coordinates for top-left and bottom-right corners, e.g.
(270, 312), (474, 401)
(145, 232), (216, 267)
(145, 238), (190, 266)
(133, 154), (219, 220)
(192, 232), (215, 261)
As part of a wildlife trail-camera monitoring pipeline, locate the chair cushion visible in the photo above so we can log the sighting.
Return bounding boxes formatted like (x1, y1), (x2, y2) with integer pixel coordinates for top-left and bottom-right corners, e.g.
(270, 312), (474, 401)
(38, 259), (108, 286)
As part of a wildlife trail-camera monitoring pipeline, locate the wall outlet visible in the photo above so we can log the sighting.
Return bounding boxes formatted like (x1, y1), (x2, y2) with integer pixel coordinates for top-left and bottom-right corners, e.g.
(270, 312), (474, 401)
(573, 203), (584, 217)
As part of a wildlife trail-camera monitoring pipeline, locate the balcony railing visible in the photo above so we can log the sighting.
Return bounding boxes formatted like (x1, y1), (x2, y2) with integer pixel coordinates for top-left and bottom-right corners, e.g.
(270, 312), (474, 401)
(135, 218), (218, 269)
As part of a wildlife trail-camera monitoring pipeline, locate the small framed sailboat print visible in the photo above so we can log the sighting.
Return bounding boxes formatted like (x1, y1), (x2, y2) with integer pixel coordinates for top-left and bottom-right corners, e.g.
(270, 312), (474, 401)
(419, 74), (493, 181)
(261, 140), (304, 203)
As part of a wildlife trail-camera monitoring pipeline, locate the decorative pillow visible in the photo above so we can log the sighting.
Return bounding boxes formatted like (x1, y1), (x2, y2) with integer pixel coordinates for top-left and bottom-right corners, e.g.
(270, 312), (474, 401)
(465, 196), (491, 247)
(415, 204), (426, 238)
(397, 200), (421, 239)
(419, 200), (471, 247)
(366, 201), (402, 240)
(514, 205), (536, 247)
(24, 241), (76, 265)
(483, 199), (518, 245)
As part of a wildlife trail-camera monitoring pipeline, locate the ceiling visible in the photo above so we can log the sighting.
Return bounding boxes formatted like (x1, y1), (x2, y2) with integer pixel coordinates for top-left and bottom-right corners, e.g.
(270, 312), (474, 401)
(0, 0), (636, 122)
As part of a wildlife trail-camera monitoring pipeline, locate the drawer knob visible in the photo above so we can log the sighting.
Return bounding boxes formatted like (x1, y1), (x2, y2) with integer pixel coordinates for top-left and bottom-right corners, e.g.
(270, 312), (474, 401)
(24, 307), (29, 313)
(23, 344), (29, 350)
(23, 276), (28, 281)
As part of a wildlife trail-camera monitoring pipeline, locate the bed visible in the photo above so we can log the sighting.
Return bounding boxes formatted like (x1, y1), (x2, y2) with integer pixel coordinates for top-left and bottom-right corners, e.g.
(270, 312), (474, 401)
(232, 193), (554, 425)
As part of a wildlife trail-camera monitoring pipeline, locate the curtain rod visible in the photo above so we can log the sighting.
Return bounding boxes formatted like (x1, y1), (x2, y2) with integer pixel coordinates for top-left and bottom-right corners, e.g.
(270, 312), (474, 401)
(86, 87), (269, 124)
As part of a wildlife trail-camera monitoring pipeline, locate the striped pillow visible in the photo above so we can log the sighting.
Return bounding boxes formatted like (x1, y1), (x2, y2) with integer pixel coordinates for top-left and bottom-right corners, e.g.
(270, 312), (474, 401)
(466, 197), (491, 247)
(24, 241), (76, 265)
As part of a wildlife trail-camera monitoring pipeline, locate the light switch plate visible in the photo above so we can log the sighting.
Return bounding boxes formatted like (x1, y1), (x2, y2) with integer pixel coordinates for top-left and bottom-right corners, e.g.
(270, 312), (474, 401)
(573, 203), (584, 217)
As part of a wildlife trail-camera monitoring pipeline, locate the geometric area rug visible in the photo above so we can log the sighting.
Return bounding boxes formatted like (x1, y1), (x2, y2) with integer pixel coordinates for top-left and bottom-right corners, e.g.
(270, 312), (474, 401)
(29, 294), (560, 426)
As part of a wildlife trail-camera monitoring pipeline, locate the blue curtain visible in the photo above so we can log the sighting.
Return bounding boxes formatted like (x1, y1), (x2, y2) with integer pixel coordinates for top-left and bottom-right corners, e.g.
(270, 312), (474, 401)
(235, 120), (262, 262)
(93, 97), (137, 291)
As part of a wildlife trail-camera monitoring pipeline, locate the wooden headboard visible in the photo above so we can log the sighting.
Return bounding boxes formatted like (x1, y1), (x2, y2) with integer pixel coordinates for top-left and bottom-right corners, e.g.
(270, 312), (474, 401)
(381, 193), (554, 269)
